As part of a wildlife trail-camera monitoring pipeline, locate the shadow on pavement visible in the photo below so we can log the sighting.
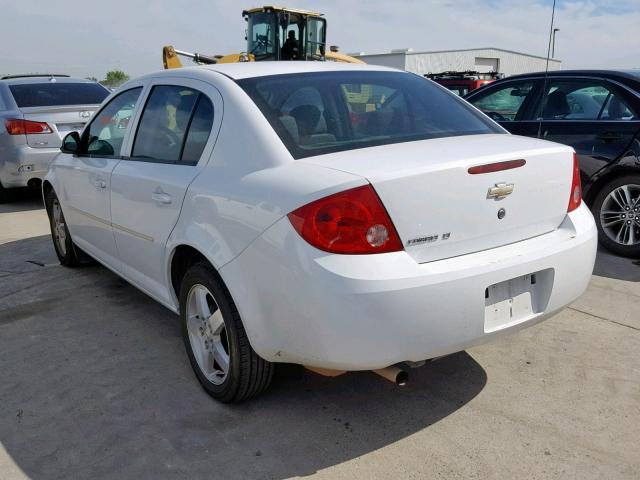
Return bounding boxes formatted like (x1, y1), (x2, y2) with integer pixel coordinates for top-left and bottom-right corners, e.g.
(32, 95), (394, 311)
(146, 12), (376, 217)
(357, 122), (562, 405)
(0, 235), (57, 275)
(0, 188), (44, 214)
(593, 247), (640, 282)
(0, 240), (487, 479)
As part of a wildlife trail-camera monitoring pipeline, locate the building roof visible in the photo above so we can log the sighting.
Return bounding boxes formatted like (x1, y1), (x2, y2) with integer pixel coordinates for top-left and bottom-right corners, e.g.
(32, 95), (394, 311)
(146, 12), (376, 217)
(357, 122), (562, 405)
(354, 47), (561, 63)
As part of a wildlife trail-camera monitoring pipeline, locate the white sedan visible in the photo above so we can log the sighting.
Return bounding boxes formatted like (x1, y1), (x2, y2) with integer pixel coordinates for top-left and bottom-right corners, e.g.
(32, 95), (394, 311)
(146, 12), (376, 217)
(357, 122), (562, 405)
(43, 62), (597, 403)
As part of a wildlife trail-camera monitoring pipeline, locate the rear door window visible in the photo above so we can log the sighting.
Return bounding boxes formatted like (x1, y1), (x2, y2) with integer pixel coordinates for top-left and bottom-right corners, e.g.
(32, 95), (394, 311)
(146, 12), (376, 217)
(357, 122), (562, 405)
(181, 95), (214, 164)
(9, 82), (109, 107)
(539, 79), (638, 121)
(131, 85), (214, 165)
(600, 93), (637, 120)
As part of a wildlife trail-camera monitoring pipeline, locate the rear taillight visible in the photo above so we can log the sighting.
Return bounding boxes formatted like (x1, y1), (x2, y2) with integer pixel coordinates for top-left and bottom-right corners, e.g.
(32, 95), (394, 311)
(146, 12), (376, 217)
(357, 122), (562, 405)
(288, 184), (403, 254)
(567, 152), (582, 212)
(4, 119), (53, 135)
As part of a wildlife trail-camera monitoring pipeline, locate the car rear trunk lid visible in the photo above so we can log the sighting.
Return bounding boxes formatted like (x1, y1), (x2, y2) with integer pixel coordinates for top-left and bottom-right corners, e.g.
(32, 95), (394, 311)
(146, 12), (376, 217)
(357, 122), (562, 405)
(300, 134), (575, 263)
(21, 105), (98, 148)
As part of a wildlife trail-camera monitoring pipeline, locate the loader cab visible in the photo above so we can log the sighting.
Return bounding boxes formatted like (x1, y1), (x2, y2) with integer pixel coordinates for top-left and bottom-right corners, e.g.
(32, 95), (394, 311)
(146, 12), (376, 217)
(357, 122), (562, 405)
(244, 7), (327, 61)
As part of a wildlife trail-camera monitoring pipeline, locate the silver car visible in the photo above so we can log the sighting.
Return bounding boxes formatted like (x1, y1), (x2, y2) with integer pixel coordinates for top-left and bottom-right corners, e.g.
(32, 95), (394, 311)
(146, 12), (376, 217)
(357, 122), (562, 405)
(0, 74), (109, 201)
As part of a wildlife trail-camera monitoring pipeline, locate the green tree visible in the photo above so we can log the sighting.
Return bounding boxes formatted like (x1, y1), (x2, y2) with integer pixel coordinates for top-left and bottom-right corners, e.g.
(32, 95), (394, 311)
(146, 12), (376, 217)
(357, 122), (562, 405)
(101, 70), (129, 88)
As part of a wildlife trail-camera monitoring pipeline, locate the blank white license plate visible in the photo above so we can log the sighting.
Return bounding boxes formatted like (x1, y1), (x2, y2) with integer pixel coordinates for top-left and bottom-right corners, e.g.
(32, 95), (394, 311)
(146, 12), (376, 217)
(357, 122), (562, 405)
(484, 270), (553, 333)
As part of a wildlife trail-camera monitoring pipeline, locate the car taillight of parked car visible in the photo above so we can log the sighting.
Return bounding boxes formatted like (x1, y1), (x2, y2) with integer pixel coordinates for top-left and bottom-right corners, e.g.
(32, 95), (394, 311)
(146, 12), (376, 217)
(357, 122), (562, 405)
(568, 152), (582, 212)
(288, 184), (404, 254)
(4, 119), (53, 135)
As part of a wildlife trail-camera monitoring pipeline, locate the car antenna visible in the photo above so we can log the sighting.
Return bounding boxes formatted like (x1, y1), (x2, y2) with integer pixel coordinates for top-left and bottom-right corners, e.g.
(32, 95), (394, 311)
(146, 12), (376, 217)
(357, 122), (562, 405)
(538, 0), (557, 139)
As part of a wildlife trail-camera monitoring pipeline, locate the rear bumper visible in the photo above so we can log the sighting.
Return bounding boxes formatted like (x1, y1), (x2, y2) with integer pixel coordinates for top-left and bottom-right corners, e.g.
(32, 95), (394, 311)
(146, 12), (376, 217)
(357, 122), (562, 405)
(0, 145), (58, 188)
(220, 203), (597, 370)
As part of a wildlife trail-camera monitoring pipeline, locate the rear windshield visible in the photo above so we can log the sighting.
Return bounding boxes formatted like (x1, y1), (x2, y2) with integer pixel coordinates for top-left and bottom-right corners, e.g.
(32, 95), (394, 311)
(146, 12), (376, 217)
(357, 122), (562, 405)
(238, 71), (503, 159)
(9, 82), (109, 108)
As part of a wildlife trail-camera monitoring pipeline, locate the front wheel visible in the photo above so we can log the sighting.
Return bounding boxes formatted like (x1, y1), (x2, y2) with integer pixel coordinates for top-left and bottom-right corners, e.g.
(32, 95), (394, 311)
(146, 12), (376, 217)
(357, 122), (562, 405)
(179, 262), (274, 403)
(592, 175), (640, 258)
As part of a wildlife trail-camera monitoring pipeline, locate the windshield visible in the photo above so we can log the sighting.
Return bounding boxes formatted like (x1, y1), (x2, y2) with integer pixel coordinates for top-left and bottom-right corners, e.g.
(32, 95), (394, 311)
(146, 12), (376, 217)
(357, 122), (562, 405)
(9, 82), (109, 108)
(247, 12), (277, 60)
(238, 71), (503, 159)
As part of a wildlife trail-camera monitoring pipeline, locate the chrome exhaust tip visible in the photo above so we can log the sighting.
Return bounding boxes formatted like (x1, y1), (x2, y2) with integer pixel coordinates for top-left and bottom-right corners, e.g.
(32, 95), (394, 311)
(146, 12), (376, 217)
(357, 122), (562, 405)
(373, 366), (408, 386)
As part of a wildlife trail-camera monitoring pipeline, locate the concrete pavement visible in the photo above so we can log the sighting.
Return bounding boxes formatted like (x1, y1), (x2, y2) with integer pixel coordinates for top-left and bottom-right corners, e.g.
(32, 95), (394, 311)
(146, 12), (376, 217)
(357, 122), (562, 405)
(0, 195), (638, 479)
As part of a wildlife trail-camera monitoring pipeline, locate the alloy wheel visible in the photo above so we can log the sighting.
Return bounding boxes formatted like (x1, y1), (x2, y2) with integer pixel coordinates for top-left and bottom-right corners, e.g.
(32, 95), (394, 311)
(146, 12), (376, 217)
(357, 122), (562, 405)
(599, 184), (640, 246)
(185, 284), (230, 385)
(51, 199), (67, 256)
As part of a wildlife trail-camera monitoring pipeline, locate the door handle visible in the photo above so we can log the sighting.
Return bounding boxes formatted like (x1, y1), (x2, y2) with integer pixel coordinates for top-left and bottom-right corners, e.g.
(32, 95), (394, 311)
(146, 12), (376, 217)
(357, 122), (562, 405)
(93, 179), (106, 189)
(151, 192), (172, 205)
(597, 132), (624, 142)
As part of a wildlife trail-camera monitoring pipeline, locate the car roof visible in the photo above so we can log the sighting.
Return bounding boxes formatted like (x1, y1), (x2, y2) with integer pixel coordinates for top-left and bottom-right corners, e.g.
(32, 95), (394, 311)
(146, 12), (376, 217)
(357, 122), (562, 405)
(206, 61), (399, 80)
(0, 75), (101, 86)
(498, 69), (640, 86)
(135, 61), (400, 83)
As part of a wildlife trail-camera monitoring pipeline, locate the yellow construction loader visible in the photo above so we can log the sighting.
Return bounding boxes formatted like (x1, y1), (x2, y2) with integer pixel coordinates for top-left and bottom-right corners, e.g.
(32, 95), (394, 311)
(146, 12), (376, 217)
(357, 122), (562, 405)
(163, 6), (364, 69)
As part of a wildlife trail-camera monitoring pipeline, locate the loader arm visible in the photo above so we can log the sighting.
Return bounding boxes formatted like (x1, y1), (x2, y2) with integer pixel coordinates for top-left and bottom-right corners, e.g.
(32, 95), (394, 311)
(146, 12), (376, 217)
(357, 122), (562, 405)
(163, 45), (254, 69)
(325, 51), (365, 64)
(163, 45), (227, 69)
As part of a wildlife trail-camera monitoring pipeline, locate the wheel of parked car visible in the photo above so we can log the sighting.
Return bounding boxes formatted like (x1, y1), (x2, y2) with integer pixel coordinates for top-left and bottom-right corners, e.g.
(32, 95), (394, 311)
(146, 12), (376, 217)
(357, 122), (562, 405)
(592, 174), (640, 257)
(179, 262), (274, 403)
(0, 183), (10, 203)
(45, 190), (82, 267)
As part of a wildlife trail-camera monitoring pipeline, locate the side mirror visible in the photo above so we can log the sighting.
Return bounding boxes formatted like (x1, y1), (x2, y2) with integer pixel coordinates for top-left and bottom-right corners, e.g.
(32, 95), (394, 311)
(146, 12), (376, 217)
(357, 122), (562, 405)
(61, 131), (81, 154)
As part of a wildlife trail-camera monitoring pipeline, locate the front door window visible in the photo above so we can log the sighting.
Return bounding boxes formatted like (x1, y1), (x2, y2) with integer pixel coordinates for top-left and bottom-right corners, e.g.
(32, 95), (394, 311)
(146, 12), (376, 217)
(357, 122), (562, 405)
(81, 87), (142, 157)
(470, 81), (535, 122)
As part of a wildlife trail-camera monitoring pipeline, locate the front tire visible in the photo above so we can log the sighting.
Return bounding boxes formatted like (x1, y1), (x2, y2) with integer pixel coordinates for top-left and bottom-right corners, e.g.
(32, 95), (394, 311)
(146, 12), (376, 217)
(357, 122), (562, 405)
(179, 262), (274, 403)
(592, 174), (640, 258)
(45, 190), (81, 267)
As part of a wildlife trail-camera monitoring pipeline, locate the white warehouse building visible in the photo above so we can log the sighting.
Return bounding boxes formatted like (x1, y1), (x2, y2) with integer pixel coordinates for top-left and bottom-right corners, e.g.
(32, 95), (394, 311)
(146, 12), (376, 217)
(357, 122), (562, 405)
(350, 47), (561, 77)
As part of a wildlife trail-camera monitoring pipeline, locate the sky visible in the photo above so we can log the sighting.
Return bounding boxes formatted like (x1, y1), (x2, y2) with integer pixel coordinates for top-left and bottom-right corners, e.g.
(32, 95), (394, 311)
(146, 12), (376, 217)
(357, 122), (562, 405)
(0, 0), (638, 79)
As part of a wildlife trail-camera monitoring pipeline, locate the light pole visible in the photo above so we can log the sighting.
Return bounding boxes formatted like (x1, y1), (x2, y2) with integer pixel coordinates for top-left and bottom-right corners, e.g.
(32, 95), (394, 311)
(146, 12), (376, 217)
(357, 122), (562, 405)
(552, 28), (560, 58)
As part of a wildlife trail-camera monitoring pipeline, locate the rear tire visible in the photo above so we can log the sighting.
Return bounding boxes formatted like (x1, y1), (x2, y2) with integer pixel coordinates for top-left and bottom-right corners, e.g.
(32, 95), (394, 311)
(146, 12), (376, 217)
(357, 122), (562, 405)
(179, 262), (274, 403)
(592, 174), (640, 258)
(45, 190), (82, 267)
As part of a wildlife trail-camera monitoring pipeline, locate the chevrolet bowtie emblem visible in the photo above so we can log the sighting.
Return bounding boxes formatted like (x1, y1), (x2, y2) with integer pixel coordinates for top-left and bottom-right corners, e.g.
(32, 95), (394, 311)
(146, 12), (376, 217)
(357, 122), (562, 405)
(487, 183), (514, 199)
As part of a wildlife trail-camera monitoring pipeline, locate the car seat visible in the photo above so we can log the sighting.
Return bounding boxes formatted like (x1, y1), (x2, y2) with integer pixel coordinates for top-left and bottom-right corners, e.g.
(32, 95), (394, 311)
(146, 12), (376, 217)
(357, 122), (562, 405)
(290, 105), (336, 146)
(543, 90), (571, 119)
